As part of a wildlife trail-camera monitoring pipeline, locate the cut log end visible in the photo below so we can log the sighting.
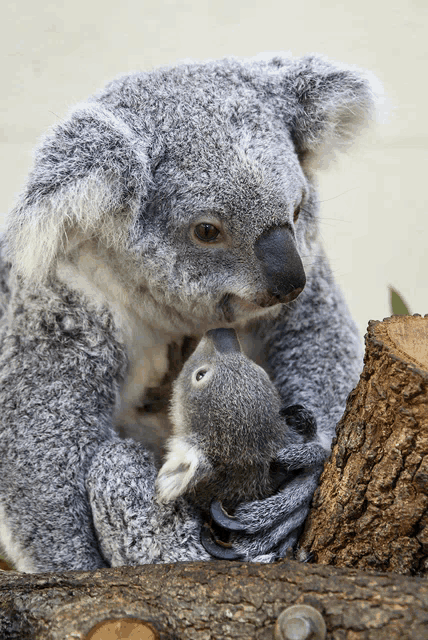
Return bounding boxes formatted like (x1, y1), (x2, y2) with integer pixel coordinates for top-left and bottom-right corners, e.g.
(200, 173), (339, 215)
(379, 314), (428, 372)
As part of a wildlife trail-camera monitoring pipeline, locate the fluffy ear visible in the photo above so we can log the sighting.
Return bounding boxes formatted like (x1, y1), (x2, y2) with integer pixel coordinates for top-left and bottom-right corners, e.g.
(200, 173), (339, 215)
(259, 53), (387, 169)
(6, 102), (152, 281)
(155, 437), (209, 503)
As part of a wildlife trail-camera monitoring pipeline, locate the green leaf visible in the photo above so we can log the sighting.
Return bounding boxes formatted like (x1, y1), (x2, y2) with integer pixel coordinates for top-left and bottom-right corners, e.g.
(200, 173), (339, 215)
(389, 286), (411, 316)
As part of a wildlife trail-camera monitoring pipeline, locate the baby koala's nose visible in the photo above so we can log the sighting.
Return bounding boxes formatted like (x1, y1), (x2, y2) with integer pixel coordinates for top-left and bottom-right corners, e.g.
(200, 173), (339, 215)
(205, 328), (241, 354)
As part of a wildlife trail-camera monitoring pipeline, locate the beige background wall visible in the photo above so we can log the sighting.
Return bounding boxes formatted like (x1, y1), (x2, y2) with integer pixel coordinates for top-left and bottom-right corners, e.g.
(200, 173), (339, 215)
(1, 0), (427, 336)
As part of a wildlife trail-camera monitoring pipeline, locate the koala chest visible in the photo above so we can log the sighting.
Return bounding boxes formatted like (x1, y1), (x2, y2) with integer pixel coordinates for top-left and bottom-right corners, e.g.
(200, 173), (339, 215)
(114, 334), (199, 461)
(114, 319), (269, 462)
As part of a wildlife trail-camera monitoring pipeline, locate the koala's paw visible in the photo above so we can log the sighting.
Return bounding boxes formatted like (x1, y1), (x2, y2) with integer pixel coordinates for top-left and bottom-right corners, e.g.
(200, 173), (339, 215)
(279, 404), (318, 439)
(200, 522), (245, 561)
(275, 441), (328, 471)
(201, 465), (324, 561)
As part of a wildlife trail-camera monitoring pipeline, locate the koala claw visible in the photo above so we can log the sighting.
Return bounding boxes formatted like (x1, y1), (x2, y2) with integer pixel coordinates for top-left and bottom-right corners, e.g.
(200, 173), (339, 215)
(200, 523), (244, 560)
(210, 500), (248, 532)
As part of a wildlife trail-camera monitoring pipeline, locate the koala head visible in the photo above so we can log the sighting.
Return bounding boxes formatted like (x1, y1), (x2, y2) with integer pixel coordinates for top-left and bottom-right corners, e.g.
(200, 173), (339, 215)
(7, 54), (381, 335)
(155, 328), (295, 510)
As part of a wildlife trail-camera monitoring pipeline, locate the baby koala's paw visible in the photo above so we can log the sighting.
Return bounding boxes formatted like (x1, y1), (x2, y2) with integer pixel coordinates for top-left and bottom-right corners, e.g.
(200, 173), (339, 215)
(200, 447), (327, 562)
(279, 404), (318, 439)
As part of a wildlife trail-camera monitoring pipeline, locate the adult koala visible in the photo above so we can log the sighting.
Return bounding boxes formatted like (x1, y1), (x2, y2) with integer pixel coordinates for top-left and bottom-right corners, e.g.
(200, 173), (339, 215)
(0, 53), (379, 572)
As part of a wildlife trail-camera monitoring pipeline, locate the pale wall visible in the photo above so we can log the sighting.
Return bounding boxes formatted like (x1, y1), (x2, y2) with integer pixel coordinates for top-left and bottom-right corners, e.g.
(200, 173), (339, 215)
(1, 0), (427, 336)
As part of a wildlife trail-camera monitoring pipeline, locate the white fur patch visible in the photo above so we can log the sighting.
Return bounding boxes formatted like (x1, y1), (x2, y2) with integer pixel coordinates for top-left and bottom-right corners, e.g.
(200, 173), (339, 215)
(57, 254), (172, 405)
(0, 503), (36, 572)
(155, 437), (205, 503)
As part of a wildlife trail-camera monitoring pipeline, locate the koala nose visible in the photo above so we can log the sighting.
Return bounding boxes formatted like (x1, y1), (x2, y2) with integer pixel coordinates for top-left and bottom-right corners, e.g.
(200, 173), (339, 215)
(254, 226), (306, 303)
(205, 328), (242, 354)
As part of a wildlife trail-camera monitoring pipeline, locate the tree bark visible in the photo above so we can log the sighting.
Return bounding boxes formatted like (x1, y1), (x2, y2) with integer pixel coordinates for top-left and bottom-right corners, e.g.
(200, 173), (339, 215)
(299, 314), (428, 576)
(1, 559), (428, 639)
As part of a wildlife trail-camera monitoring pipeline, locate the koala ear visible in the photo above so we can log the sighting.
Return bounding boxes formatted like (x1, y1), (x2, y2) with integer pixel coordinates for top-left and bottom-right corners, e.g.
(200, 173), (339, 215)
(265, 54), (387, 169)
(156, 437), (209, 503)
(6, 102), (152, 281)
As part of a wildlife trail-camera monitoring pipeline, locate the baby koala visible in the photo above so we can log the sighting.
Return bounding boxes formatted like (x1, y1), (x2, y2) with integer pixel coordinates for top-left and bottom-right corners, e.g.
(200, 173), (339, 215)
(156, 328), (326, 518)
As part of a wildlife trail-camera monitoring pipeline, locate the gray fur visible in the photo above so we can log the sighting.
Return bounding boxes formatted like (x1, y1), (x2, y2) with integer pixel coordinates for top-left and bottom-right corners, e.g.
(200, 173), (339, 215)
(156, 328), (326, 514)
(0, 53), (377, 571)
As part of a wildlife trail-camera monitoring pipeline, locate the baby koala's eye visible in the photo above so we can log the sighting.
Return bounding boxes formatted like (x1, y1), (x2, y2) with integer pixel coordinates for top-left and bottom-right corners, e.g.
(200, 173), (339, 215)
(293, 204), (301, 223)
(195, 369), (207, 381)
(194, 223), (220, 242)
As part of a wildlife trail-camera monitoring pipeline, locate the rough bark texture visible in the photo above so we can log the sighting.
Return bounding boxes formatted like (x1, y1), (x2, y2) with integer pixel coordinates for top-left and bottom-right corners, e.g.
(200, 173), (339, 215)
(1, 559), (428, 640)
(299, 314), (428, 576)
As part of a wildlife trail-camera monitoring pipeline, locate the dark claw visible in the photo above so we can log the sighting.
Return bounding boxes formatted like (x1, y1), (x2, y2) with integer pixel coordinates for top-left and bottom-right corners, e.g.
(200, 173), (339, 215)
(200, 523), (244, 560)
(210, 500), (248, 532)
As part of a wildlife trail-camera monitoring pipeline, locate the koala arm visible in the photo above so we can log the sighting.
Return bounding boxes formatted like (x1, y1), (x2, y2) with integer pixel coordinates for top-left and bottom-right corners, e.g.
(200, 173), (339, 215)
(206, 252), (363, 561)
(0, 276), (208, 571)
(0, 273), (129, 572)
(265, 251), (363, 449)
(86, 440), (210, 566)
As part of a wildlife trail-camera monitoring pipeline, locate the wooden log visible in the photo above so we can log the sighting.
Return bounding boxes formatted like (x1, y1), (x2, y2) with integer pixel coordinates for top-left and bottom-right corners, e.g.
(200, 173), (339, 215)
(1, 559), (428, 639)
(299, 314), (428, 576)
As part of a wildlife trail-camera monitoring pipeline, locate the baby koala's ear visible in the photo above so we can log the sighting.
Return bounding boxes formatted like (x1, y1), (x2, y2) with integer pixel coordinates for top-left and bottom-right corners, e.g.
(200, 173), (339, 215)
(155, 437), (209, 503)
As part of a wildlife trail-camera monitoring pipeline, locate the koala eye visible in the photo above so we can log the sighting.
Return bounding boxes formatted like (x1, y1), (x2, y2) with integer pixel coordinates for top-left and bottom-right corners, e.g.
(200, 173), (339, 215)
(293, 204), (301, 223)
(195, 369), (207, 381)
(194, 223), (220, 242)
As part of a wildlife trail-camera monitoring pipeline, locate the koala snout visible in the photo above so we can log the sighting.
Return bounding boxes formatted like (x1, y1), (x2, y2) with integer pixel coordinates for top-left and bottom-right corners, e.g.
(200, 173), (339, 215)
(254, 226), (306, 304)
(205, 328), (241, 354)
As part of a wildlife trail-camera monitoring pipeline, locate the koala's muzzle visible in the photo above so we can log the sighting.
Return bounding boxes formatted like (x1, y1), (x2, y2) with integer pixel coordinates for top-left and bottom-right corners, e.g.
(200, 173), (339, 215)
(254, 226), (306, 304)
(205, 328), (241, 354)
